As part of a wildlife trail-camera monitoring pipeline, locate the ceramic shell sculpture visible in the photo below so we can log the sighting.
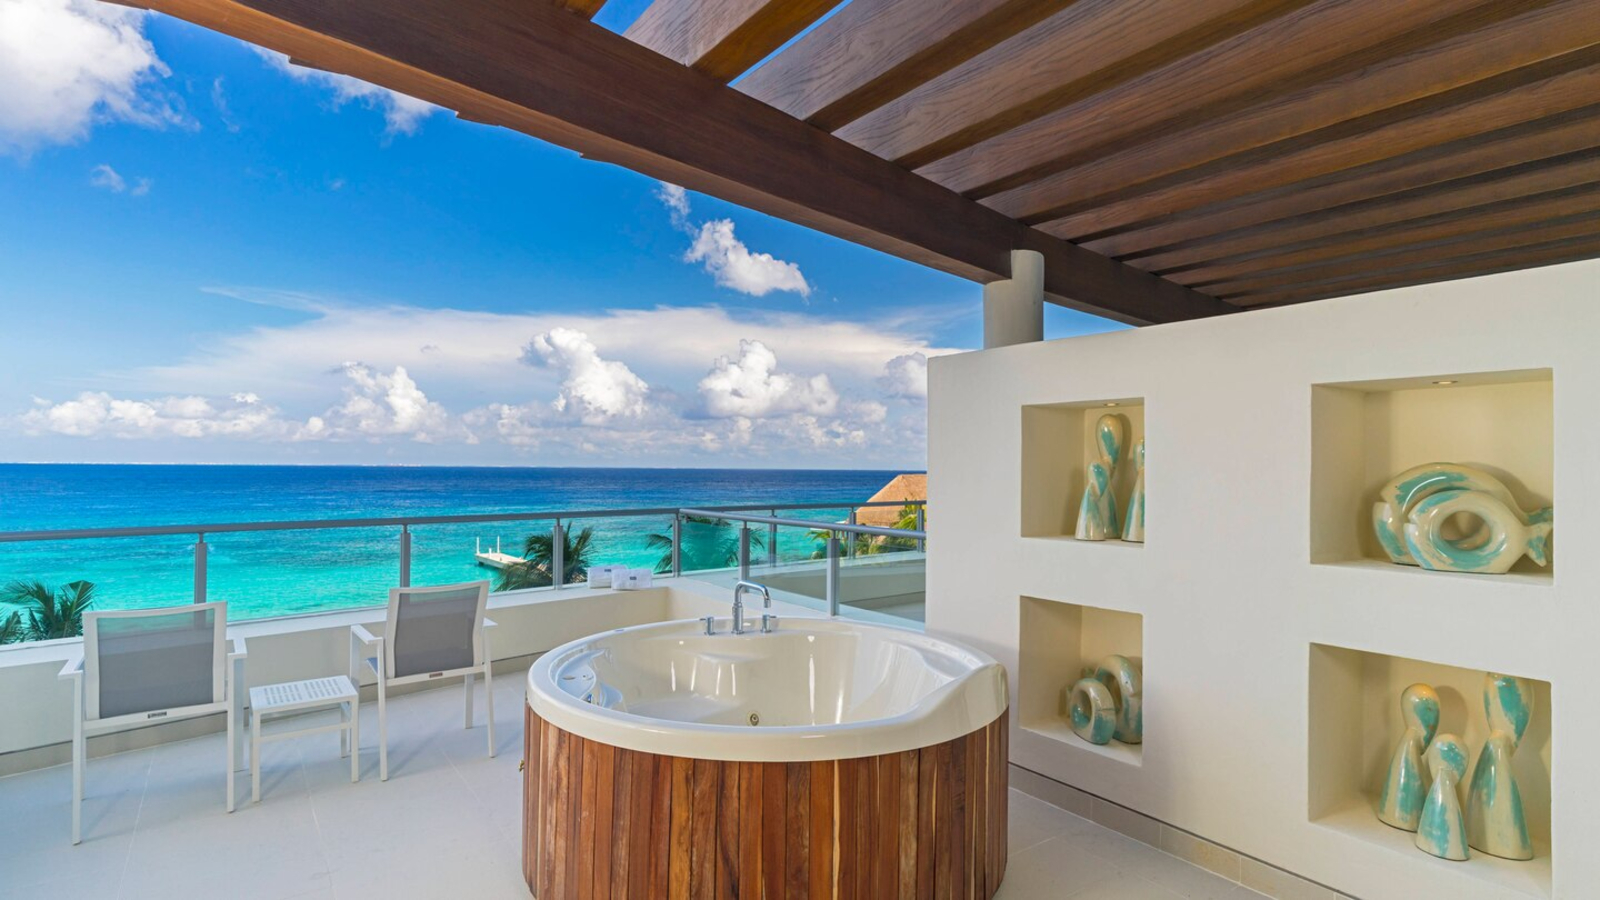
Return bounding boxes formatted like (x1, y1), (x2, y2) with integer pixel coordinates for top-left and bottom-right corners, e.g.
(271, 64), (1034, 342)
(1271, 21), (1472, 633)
(1075, 414), (1125, 541)
(1416, 734), (1470, 861)
(1122, 439), (1146, 543)
(1467, 673), (1535, 860)
(1372, 463), (1552, 574)
(1093, 654), (1143, 744)
(1377, 683), (1441, 831)
(1068, 677), (1116, 744)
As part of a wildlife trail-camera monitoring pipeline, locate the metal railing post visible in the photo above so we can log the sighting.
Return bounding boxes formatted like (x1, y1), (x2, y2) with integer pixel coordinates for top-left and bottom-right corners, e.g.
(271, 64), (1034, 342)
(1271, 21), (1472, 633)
(847, 510), (858, 559)
(738, 524), (751, 580)
(193, 533), (207, 604)
(551, 519), (565, 589)
(767, 509), (778, 568)
(825, 534), (842, 617)
(399, 525), (412, 588)
(671, 514), (682, 577)
(915, 505), (926, 552)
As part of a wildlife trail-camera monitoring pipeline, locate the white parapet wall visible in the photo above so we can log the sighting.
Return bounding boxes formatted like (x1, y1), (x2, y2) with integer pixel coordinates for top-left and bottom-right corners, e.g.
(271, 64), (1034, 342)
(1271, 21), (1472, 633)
(927, 258), (1600, 900)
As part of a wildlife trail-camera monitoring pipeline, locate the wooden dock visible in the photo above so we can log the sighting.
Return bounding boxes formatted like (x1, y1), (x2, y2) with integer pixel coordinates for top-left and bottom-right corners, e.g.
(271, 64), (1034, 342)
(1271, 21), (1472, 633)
(474, 537), (525, 571)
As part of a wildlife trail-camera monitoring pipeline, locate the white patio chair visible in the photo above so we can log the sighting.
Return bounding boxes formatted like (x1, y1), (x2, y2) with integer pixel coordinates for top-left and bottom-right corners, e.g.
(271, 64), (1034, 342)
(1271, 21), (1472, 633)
(58, 601), (246, 844)
(349, 581), (496, 781)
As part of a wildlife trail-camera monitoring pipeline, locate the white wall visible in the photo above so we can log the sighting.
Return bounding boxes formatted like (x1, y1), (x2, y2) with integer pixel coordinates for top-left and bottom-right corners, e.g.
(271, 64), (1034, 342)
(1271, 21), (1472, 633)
(927, 259), (1600, 900)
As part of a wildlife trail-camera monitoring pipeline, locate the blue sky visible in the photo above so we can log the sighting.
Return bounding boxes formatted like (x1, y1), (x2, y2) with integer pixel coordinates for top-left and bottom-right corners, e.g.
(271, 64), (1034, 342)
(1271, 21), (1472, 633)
(0, 0), (1120, 468)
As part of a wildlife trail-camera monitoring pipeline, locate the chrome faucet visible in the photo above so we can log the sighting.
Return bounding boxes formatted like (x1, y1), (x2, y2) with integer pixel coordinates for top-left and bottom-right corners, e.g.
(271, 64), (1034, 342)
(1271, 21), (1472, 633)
(732, 580), (772, 635)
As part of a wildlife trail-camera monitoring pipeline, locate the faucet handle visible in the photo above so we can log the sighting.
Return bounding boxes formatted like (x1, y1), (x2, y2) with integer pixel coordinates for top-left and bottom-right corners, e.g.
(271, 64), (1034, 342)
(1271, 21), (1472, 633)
(702, 615), (717, 636)
(761, 613), (778, 634)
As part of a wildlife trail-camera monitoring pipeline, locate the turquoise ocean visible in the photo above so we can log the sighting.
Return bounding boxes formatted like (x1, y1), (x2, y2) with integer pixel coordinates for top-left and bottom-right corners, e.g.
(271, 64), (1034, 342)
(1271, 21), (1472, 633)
(0, 465), (907, 622)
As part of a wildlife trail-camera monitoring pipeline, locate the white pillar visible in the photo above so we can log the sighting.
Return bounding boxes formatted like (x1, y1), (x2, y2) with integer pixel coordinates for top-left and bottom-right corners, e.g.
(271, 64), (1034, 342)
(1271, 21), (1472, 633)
(982, 249), (1045, 349)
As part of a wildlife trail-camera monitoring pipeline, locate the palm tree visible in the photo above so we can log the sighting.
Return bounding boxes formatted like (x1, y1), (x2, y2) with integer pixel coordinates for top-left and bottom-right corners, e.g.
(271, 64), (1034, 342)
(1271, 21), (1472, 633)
(0, 609), (24, 645)
(645, 515), (765, 574)
(496, 526), (597, 591)
(2, 579), (96, 642)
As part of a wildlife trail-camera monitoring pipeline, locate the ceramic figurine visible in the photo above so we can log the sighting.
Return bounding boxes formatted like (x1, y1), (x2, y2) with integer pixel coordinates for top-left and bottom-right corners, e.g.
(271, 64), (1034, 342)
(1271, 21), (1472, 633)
(1122, 439), (1146, 543)
(1416, 734), (1470, 861)
(1372, 463), (1551, 574)
(1377, 683), (1440, 831)
(1467, 673), (1535, 860)
(1068, 677), (1116, 745)
(1093, 654), (1142, 744)
(1075, 414), (1125, 541)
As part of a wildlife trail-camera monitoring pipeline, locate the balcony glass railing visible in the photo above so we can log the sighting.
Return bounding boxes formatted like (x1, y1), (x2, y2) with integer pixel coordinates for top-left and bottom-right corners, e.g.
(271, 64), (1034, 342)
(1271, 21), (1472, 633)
(0, 500), (925, 646)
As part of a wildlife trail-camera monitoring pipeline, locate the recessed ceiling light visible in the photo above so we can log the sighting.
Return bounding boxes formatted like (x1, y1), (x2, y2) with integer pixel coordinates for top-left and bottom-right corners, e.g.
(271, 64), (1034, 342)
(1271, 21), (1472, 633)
(1432, 380), (1458, 385)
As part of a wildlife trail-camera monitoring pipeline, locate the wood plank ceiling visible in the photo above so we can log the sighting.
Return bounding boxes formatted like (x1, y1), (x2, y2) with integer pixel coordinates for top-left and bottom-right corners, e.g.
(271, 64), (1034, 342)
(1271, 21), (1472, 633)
(725, 0), (1600, 310)
(139, 0), (1600, 322)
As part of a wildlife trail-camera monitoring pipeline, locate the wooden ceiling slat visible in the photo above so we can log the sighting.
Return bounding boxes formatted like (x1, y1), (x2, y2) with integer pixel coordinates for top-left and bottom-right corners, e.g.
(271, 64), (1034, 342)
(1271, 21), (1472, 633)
(1095, 109), (1600, 261)
(1037, 55), (1600, 240)
(736, 0), (1075, 131)
(1172, 182), (1600, 286)
(833, 0), (1304, 170)
(141, 0), (1227, 325)
(1209, 213), (1600, 298)
(985, 0), (1600, 223)
(1232, 235), (1600, 307)
(917, 0), (1497, 198)
(624, 0), (840, 83)
(558, 0), (607, 19)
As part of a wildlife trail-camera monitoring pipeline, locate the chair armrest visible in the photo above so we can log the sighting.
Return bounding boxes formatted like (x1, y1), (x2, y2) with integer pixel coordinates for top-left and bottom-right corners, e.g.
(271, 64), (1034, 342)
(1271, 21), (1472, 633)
(350, 623), (382, 646)
(58, 652), (83, 681)
(228, 637), (248, 661)
(483, 618), (497, 629)
(350, 623), (383, 683)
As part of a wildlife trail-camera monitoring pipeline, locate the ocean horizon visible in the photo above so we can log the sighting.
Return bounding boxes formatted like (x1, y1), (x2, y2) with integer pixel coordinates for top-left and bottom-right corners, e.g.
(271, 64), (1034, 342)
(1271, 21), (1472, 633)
(0, 464), (918, 622)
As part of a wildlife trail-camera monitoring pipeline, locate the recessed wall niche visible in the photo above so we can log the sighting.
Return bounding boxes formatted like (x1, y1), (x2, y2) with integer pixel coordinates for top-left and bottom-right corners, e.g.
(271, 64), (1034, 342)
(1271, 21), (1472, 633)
(1020, 398), (1145, 542)
(1018, 595), (1143, 765)
(1309, 369), (1553, 581)
(1308, 643), (1553, 898)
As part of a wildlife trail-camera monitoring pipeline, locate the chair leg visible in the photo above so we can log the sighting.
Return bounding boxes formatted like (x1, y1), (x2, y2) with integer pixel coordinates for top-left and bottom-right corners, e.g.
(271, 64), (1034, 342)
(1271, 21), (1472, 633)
(377, 678), (389, 782)
(349, 700), (360, 784)
(464, 671), (474, 729)
(251, 710), (261, 804)
(71, 716), (84, 845)
(484, 662), (496, 759)
(227, 697), (237, 813)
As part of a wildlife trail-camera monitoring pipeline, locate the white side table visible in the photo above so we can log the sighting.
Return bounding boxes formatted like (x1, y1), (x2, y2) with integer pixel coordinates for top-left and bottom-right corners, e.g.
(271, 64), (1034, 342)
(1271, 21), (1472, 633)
(247, 676), (360, 803)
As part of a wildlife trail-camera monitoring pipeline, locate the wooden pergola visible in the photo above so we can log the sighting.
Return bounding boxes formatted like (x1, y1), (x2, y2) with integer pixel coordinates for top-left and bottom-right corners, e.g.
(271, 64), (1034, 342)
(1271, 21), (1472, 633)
(140, 0), (1600, 325)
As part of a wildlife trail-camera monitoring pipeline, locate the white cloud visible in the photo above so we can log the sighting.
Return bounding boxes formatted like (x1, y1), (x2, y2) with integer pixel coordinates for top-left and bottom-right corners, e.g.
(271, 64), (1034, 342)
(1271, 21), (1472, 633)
(89, 162), (149, 195)
(255, 49), (435, 137)
(521, 328), (650, 424)
(881, 352), (928, 399)
(0, 0), (185, 155)
(686, 219), (811, 298)
(656, 182), (690, 229)
(698, 340), (837, 419)
(320, 362), (467, 442)
(22, 391), (302, 440)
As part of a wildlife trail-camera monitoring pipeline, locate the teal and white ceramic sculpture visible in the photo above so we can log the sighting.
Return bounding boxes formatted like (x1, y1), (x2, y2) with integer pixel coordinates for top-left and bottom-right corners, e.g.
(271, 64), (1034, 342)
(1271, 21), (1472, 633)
(1122, 439), (1146, 543)
(1075, 414), (1125, 541)
(1068, 677), (1116, 745)
(1093, 654), (1143, 744)
(1377, 683), (1440, 831)
(1467, 673), (1535, 860)
(1372, 463), (1552, 574)
(1416, 734), (1470, 861)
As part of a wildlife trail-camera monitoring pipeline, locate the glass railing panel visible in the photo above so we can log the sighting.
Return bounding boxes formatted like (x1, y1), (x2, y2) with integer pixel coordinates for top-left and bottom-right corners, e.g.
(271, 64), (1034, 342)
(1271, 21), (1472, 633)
(556, 515), (673, 585)
(408, 520), (540, 594)
(0, 534), (197, 645)
(676, 515), (746, 577)
(835, 526), (926, 626)
(207, 526), (398, 620)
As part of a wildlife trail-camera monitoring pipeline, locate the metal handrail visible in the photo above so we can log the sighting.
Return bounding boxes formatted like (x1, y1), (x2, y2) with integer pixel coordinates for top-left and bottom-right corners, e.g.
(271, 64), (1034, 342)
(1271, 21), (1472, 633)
(677, 508), (926, 541)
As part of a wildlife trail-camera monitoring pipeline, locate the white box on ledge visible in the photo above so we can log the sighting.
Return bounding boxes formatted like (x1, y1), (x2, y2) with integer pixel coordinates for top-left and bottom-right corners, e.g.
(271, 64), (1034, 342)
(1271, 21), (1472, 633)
(614, 569), (653, 591)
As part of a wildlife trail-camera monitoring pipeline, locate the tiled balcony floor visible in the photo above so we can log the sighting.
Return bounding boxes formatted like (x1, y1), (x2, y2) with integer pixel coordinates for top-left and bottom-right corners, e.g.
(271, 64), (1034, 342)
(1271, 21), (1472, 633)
(0, 677), (1266, 900)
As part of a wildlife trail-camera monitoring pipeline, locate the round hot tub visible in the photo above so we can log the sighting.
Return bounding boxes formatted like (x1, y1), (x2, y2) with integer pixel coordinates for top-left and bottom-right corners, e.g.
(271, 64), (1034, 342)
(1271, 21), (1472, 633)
(522, 616), (1010, 899)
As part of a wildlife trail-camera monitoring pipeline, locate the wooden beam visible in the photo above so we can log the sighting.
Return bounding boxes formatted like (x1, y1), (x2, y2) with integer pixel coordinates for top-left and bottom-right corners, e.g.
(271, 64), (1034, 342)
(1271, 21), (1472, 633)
(1169, 178), (1600, 285)
(1036, 54), (1600, 239)
(1233, 234), (1600, 306)
(142, 0), (1227, 325)
(558, 0), (607, 19)
(986, 0), (1600, 224)
(835, 0), (1301, 169)
(1094, 108), (1600, 260)
(1210, 212), (1600, 297)
(917, 0), (1497, 198)
(625, 0), (840, 83)
(736, 0), (1075, 131)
